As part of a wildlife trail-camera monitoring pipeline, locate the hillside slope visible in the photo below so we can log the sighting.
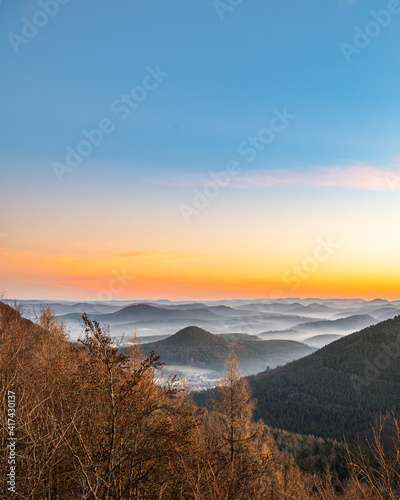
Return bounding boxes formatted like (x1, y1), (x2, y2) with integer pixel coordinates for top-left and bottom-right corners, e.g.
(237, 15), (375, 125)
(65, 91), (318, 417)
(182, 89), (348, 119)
(248, 316), (400, 440)
(142, 326), (315, 375)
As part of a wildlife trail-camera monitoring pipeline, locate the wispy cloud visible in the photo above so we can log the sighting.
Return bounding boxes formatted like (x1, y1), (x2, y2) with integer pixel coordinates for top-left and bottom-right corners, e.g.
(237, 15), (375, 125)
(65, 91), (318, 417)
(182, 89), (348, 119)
(108, 251), (202, 261)
(151, 163), (400, 192)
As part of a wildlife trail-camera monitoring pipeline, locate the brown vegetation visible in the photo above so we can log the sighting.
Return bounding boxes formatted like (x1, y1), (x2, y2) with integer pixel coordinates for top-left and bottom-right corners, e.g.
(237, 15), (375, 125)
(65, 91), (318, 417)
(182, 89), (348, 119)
(1, 302), (399, 499)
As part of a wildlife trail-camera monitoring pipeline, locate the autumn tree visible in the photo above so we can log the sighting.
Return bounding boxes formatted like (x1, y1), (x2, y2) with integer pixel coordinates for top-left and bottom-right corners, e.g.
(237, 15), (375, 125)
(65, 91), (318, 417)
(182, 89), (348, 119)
(55, 313), (202, 499)
(345, 413), (400, 499)
(0, 303), (74, 498)
(212, 351), (261, 463)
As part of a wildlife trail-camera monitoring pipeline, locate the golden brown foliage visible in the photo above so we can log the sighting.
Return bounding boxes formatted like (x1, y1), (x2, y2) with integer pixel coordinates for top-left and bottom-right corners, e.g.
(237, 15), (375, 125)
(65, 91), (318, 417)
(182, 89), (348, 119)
(0, 302), (399, 499)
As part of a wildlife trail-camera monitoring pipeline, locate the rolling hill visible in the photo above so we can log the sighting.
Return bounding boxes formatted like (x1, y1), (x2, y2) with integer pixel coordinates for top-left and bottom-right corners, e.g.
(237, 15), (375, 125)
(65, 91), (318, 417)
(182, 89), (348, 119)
(141, 326), (315, 375)
(60, 304), (221, 323)
(333, 305), (400, 320)
(108, 304), (220, 322)
(257, 330), (308, 341)
(247, 316), (400, 440)
(16, 297), (398, 343)
(234, 301), (338, 317)
(292, 314), (378, 334)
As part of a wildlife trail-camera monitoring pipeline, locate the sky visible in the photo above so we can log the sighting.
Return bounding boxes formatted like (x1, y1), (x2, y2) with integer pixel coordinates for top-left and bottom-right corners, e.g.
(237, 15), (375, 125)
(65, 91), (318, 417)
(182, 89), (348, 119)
(0, 0), (400, 301)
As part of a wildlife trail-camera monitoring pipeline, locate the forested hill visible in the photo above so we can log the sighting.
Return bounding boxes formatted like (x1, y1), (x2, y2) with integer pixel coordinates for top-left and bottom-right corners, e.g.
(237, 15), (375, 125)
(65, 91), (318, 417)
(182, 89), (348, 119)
(248, 316), (400, 441)
(142, 326), (315, 375)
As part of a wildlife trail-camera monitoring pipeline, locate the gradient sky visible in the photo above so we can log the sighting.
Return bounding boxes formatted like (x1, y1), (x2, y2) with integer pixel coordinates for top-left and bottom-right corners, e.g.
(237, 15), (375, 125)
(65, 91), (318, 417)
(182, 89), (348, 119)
(1, 0), (400, 300)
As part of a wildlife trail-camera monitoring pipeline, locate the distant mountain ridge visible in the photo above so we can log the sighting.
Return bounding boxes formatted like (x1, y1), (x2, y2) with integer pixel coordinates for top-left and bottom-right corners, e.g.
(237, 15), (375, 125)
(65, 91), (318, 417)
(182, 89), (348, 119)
(110, 304), (219, 322)
(60, 304), (221, 323)
(12, 298), (400, 342)
(293, 314), (378, 333)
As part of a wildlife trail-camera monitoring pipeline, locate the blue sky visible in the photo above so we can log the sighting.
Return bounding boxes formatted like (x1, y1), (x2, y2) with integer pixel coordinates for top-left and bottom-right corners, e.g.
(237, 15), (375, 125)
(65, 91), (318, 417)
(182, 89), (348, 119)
(1, 0), (399, 176)
(1, 0), (400, 299)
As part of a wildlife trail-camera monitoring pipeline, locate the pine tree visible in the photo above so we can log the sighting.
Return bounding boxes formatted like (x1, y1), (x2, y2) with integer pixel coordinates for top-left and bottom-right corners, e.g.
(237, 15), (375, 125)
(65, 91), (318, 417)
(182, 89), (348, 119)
(213, 351), (261, 463)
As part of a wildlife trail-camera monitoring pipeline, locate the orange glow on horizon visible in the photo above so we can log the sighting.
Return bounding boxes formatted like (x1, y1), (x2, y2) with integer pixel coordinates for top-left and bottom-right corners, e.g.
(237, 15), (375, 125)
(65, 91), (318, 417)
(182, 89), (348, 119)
(1, 248), (399, 301)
